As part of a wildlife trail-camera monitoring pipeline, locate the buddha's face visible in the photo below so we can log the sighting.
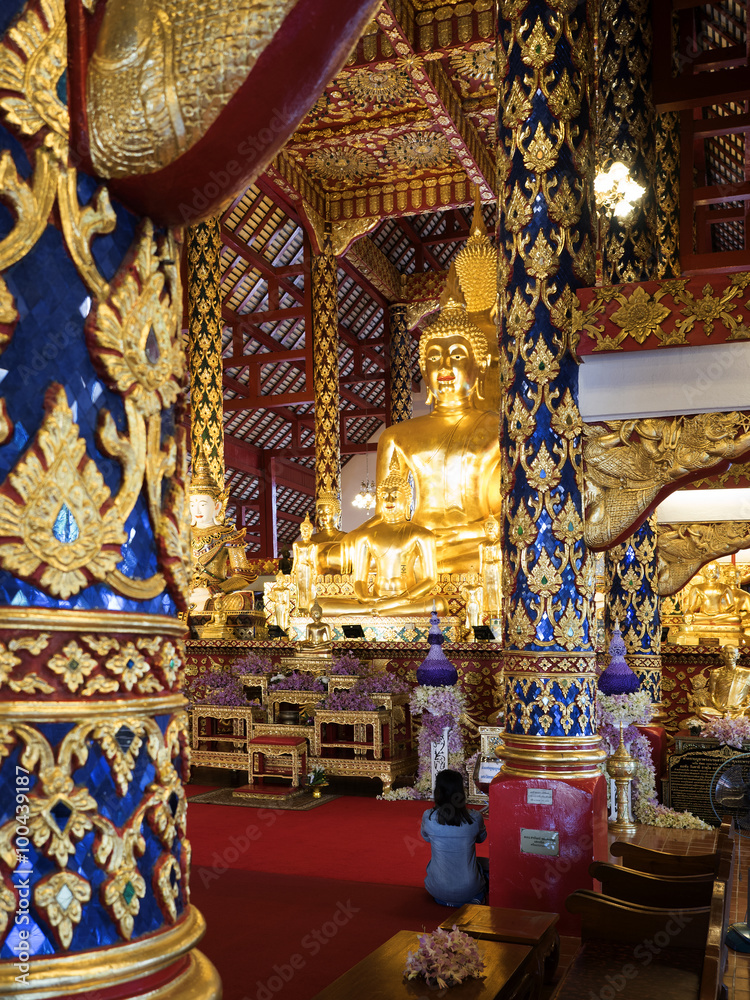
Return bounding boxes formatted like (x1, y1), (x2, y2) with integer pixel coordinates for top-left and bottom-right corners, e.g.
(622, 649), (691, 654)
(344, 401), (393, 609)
(190, 493), (221, 528)
(378, 483), (408, 523)
(316, 504), (337, 532)
(423, 335), (478, 404)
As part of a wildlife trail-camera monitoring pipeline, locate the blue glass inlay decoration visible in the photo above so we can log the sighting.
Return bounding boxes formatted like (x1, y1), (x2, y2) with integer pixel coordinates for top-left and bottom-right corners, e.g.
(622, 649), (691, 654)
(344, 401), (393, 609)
(52, 504), (80, 544)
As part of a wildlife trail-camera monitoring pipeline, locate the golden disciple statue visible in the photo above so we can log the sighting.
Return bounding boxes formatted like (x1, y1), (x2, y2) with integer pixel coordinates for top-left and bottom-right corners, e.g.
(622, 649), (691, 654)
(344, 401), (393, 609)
(292, 513), (316, 614)
(268, 572), (292, 633)
(373, 266), (501, 575)
(461, 572), (483, 629)
(319, 468), (446, 617)
(311, 492), (346, 575)
(689, 645), (750, 720)
(189, 452), (257, 613)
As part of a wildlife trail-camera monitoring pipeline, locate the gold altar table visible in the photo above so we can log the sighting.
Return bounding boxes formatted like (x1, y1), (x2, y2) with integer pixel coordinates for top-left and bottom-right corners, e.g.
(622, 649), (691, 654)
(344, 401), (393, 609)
(247, 735), (308, 789)
(188, 705), (259, 780)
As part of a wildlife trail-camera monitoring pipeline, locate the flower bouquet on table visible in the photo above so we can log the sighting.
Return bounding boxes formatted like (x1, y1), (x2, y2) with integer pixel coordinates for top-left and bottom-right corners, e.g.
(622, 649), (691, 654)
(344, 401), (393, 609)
(319, 688), (377, 712)
(268, 671), (325, 693)
(185, 668), (259, 708)
(328, 651), (363, 676)
(404, 926), (485, 990)
(232, 652), (276, 675)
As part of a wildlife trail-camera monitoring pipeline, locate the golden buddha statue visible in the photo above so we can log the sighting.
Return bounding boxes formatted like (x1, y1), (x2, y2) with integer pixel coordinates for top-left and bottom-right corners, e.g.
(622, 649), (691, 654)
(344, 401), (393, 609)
(319, 467), (446, 617)
(673, 562), (750, 646)
(309, 492), (346, 575)
(689, 645), (750, 720)
(298, 599), (332, 651)
(479, 515), (502, 620)
(373, 266), (501, 575)
(267, 572), (292, 633)
(189, 451), (257, 613)
(292, 513), (316, 614)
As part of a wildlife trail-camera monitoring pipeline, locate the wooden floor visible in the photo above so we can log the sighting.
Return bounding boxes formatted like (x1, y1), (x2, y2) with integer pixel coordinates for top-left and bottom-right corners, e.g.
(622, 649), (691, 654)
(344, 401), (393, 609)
(546, 824), (750, 1000)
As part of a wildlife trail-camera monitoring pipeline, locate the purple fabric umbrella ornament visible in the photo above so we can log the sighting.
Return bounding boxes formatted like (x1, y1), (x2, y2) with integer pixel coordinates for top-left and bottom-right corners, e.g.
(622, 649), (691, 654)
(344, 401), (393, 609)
(597, 621), (640, 695)
(416, 610), (458, 687)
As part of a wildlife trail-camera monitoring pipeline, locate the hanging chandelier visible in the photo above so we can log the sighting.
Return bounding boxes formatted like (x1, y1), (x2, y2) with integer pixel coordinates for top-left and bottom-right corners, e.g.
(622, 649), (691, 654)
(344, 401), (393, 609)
(594, 161), (645, 219)
(352, 480), (376, 512)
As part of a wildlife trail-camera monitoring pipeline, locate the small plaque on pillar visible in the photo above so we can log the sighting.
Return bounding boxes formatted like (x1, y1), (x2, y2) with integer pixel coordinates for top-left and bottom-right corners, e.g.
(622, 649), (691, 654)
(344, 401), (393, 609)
(527, 788), (553, 806)
(520, 829), (559, 856)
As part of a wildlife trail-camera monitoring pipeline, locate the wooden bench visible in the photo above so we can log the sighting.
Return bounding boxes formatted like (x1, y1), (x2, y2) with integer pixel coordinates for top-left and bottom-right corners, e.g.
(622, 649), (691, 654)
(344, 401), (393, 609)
(439, 903), (560, 984)
(609, 817), (733, 877)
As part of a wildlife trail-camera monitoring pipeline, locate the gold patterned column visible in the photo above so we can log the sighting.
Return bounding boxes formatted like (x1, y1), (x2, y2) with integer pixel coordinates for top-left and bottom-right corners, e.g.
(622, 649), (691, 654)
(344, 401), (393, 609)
(187, 218), (224, 485)
(597, 0), (657, 284)
(389, 303), (412, 425)
(654, 110), (681, 279)
(604, 514), (663, 717)
(312, 238), (341, 505)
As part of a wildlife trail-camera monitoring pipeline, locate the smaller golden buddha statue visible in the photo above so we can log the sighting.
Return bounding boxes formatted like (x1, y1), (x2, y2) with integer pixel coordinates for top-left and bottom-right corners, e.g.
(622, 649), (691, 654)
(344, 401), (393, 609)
(479, 516), (502, 620)
(319, 466), (446, 617)
(298, 599), (332, 651)
(292, 513), (316, 614)
(689, 645), (750, 720)
(674, 562), (749, 646)
(189, 451), (257, 614)
(267, 572), (292, 633)
(311, 492), (346, 575)
(461, 572), (483, 630)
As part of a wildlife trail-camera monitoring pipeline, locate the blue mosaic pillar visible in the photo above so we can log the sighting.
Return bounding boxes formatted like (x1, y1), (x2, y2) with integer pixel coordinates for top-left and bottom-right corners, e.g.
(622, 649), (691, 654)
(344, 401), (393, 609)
(604, 514), (663, 716)
(497, 0), (601, 772)
(490, 0), (607, 926)
(0, 3), (216, 997)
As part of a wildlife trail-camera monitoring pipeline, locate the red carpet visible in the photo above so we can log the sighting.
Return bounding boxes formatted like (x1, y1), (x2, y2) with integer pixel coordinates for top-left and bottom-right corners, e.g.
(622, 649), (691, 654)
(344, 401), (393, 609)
(192, 868), (450, 1000)
(187, 794), (489, 888)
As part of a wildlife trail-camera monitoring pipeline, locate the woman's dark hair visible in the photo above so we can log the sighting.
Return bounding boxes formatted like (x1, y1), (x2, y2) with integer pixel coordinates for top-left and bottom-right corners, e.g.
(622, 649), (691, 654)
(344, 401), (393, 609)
(429, 769), (472, 826)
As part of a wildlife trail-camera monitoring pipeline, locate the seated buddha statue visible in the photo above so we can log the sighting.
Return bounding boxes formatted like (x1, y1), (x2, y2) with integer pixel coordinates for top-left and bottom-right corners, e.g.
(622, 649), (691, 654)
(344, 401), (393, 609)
(311, 492), (347, 575)
(371, 265), (501, 575)
(319, 467), (447, 617)
(298, 599), (332, 651)
(689, 645), (750, 720)
(189, 451), (257, 613)
(675, 562), (749, 645)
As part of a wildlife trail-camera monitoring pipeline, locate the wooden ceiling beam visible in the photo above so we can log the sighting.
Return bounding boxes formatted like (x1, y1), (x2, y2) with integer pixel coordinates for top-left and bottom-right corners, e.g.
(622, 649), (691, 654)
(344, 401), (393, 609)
(221, 229), (305, 303)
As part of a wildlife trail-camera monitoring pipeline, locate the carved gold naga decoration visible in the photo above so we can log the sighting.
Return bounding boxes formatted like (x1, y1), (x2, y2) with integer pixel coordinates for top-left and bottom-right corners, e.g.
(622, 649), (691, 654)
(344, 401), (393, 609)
(583, 413), (750, 549)
(657, 521), (750, 597)
(0, 0), (189, 604)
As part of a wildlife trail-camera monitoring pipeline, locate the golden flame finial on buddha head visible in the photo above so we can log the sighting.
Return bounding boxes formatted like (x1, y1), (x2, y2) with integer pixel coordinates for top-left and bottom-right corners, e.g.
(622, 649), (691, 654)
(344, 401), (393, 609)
(453, 186), (498, 315)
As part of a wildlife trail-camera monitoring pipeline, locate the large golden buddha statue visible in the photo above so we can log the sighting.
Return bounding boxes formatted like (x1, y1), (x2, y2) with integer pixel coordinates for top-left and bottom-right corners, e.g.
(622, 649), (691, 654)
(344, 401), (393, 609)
(188, 452), (257, 613)
(373, 266), (501, 575)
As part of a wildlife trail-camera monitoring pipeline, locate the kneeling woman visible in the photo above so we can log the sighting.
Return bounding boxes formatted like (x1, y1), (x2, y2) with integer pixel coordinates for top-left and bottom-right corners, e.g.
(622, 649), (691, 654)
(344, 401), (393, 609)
(420, 769), (489, 906)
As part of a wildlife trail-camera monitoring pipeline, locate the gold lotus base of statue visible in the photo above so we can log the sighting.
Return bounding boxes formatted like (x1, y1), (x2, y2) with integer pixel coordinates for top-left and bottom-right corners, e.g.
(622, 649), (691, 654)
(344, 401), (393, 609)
(668, 616), (749, 647)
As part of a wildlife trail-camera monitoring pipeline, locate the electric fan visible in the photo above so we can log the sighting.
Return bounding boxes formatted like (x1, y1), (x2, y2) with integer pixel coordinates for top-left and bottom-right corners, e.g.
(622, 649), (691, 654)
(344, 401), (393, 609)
(709, 752), (750, 952)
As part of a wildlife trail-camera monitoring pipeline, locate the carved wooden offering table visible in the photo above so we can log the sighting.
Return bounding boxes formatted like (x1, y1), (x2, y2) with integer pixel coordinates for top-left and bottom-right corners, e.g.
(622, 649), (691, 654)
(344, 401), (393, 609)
(247, 735), (308, 789)
(310, 929), (538, 1000)
(188, 705), (259, 779)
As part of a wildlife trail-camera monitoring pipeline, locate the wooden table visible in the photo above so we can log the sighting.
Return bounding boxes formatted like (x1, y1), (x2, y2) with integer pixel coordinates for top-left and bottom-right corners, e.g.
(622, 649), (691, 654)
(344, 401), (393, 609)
(440, 904), (560, 984)
(310, 929), (539, 1000)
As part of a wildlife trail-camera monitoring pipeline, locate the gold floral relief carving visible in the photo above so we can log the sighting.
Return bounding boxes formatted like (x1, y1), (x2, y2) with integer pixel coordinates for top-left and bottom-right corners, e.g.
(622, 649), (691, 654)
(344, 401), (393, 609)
(0, 0), (69, 160)
(0, 384), (126, 599)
